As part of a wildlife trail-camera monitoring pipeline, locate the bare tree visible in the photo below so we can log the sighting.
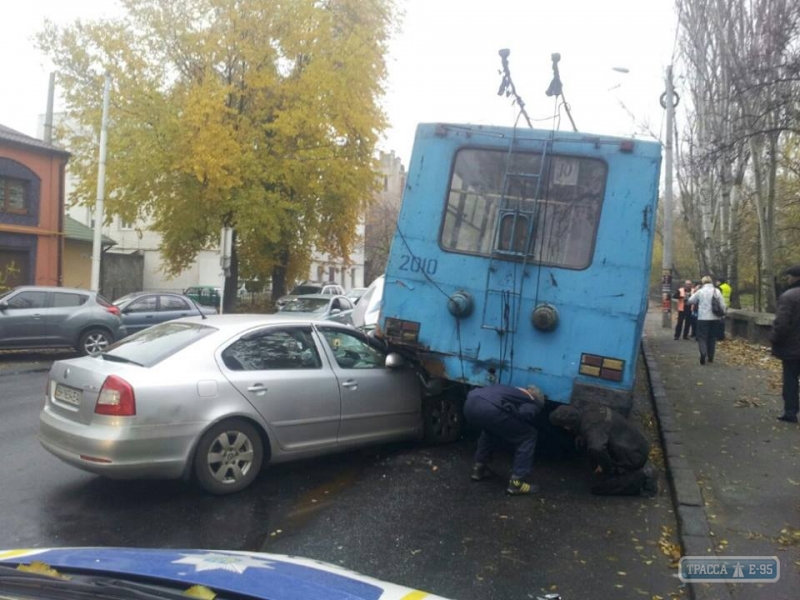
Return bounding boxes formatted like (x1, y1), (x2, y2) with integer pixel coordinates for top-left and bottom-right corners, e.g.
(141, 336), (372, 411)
(676, 0), (800, 310)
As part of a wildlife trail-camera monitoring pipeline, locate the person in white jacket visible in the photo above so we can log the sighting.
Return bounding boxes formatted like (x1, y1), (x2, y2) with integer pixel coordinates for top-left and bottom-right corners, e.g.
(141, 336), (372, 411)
(687, 275), (727, 365)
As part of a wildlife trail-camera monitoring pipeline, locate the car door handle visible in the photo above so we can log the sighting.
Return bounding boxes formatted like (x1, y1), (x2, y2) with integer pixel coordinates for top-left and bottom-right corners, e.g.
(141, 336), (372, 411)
(247, 383), (268, 393)
(341, 380), (358, 390)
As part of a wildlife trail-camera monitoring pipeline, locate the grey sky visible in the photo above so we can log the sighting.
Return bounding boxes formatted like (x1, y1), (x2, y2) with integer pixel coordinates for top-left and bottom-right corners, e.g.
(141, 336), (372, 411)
(1, 0), (677, 164)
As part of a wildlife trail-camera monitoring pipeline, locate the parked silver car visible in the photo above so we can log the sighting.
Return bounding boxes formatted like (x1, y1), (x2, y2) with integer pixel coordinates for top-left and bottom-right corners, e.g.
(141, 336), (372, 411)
(0, 286), (126, 355)
(39, 314), (458, 495)
(277, 294), (354, 325)
(114, 291), (217, 335)
(275, 281), (345, 308)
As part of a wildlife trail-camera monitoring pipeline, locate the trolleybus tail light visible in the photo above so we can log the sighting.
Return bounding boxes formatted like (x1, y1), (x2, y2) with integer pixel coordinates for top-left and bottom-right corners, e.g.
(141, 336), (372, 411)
(579, 353), (625, 382)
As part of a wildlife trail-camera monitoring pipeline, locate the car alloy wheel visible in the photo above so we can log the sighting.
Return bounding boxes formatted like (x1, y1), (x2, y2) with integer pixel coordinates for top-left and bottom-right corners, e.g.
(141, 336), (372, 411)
(195, 419), (264, 495)
(79, 329), (111, 356)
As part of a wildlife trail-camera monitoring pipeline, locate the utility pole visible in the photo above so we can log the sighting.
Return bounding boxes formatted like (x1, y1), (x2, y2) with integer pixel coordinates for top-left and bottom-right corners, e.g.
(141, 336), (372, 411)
(91, 73), (112, 293)
(661, 65), (676, 328)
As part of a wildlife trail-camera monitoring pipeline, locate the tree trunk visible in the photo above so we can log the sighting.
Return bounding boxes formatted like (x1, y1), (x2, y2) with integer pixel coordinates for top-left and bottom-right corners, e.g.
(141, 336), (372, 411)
(223, 229), (239, 314)
(270, 249), (290, 303)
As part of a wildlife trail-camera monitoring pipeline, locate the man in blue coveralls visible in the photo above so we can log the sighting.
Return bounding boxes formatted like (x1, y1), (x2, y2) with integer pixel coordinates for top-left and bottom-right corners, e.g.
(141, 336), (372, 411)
(464, 383), (545, 496)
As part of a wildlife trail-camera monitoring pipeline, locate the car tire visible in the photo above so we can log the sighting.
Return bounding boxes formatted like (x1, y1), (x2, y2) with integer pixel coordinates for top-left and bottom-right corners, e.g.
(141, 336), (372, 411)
(77, 328), (112, 356)
(423, 391), (463, 445)
(194, 419), (264, 495)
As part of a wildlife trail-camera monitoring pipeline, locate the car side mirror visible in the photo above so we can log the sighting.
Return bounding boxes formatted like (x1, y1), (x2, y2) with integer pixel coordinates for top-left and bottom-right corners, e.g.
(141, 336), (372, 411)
(385, 352), (405, 369)
(0, 301), (8, 311)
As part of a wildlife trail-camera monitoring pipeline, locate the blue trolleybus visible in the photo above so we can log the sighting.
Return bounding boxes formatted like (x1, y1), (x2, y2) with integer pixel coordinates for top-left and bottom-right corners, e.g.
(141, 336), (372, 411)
(380, 123), (661, 415)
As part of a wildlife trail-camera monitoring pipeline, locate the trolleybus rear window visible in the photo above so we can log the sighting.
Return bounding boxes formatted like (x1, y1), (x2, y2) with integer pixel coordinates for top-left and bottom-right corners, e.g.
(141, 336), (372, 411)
(440, 148), (607, 269)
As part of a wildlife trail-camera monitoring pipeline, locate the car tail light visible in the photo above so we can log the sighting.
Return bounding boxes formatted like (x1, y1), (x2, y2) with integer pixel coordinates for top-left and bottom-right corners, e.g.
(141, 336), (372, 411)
(95, 375), (136, 416)
(104, 305), (121, 317)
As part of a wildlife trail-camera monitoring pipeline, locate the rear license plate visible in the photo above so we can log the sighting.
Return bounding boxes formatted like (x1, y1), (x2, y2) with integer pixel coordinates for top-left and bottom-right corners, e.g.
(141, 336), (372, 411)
(54, 384), (82, 406)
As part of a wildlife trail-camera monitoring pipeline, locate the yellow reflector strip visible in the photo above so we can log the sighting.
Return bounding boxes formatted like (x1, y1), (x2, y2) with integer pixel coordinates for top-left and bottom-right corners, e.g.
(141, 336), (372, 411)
(184, 585), (217, 600)
(400, 592), (429, 600)
(0, 550), (37, 560)
(17, 562), (70, 580)
(579, 365), (601, 377)
(603, 358), (624, 371)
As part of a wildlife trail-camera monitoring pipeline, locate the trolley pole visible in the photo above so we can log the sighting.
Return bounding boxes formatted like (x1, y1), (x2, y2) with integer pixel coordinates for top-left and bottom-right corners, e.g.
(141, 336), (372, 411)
(661, 65), (675, 328)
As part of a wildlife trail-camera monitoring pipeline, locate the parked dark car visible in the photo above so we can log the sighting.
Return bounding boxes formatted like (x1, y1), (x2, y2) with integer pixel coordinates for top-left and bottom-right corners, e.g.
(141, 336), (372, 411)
(0, 286), (125, 355)
(113, 292), (217, 335)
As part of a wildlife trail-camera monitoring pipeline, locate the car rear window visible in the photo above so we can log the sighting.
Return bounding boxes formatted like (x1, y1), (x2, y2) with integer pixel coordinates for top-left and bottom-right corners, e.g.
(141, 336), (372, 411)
(103, 321), (217, 367)
(53, 292), (88, 307)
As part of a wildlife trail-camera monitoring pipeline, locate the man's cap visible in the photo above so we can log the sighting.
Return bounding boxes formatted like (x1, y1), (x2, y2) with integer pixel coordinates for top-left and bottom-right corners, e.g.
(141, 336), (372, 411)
(784, 264), (800, 277)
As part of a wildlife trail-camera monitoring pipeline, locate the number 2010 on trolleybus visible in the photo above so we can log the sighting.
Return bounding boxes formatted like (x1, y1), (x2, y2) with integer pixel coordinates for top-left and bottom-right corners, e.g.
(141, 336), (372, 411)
(379, 123), (662, 414)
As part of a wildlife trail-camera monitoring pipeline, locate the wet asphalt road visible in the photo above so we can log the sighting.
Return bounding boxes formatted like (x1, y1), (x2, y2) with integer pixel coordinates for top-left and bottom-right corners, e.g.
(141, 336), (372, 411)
(1, 362), (685, 600)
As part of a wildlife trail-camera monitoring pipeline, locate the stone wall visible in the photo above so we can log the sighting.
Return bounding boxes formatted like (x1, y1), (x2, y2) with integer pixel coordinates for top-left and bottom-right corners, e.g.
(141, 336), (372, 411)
(725, 309), (774, 346)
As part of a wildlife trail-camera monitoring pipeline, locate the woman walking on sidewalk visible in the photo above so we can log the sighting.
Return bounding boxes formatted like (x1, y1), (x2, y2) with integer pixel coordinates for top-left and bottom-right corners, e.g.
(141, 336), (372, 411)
(687, 275), (726, 365)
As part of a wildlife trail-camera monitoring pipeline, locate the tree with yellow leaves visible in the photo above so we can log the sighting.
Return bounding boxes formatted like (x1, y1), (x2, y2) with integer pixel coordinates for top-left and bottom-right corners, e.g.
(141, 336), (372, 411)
(39, 0), (397, 308)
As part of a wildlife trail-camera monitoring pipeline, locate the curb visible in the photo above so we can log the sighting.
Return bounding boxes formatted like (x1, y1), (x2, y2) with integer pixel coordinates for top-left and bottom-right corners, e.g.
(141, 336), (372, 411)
(641, 338), (733, 600)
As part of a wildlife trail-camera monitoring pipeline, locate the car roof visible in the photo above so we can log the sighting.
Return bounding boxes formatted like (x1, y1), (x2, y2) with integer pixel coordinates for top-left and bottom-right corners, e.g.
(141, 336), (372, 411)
(9, 286), (94, 294)
(285, 294), (335, 300)
(178, 313), (352, 332)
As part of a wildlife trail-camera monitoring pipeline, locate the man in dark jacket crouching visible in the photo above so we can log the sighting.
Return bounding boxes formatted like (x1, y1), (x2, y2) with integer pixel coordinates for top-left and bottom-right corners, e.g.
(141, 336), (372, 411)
(464, 384), (545, 496)
(550, 404), (657, 496)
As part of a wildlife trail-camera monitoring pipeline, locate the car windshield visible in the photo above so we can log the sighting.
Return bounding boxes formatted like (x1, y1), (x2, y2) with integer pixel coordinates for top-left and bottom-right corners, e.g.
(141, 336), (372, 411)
(291, 285), (322, 295)
(281, 298), (328, 313)
(102, 321), (217, 367)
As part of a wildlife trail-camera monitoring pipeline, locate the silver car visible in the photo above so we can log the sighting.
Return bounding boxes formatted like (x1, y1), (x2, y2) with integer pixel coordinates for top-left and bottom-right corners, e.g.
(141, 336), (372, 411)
(277, 294), (355, 325)
(0, 286), (126, 355)
(39, 314), (457, 495)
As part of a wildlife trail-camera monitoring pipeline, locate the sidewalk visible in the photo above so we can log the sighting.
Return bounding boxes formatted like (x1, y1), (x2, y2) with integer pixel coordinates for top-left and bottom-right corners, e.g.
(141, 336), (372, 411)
(643, 308), (800, 600)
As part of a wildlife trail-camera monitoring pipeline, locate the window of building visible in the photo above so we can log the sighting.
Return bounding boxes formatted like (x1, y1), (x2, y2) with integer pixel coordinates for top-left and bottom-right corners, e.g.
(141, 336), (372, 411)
(0, 177), (28, 215)
(440, 149), (607, 270)
(53, 292), (88, 308)
(221, 328), (321, 371)
(383, 175), (389, 191)
(119, 218), (135, 230)
(328, 266), (335, 282)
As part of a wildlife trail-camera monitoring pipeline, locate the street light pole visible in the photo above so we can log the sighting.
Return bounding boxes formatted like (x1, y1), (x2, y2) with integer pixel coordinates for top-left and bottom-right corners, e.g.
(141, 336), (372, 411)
(91, 73), (112, 293)
(661, 65), (676, 328)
